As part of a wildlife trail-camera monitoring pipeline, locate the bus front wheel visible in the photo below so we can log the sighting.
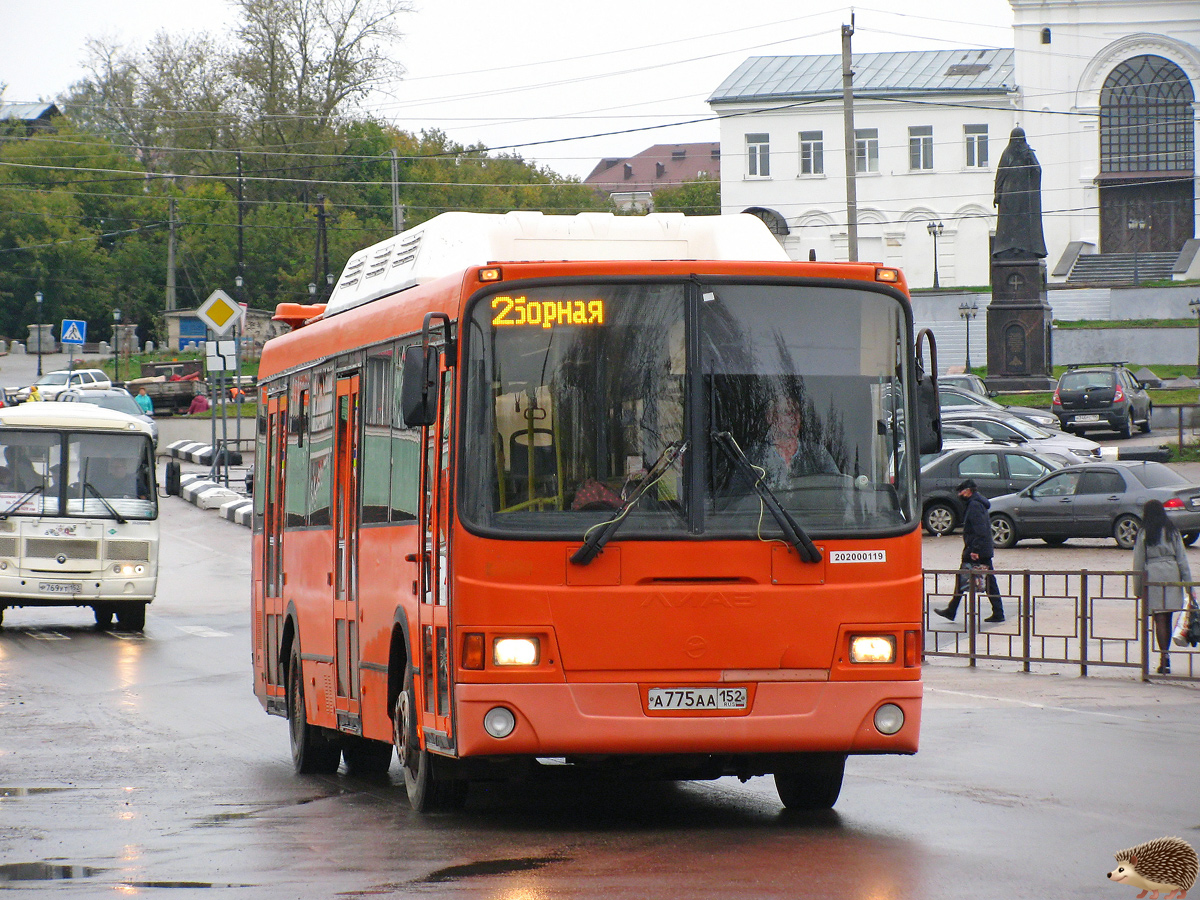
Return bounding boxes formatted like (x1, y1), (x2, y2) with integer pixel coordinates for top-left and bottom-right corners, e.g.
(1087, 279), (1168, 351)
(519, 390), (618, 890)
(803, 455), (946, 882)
(115, 602), (146, 632)
(287, 644), (341, 775)
(93, 605), (114, 629)
(774, 752), (846, 810)
(342, 735), (393, 777)
(394, 665), (466, 811)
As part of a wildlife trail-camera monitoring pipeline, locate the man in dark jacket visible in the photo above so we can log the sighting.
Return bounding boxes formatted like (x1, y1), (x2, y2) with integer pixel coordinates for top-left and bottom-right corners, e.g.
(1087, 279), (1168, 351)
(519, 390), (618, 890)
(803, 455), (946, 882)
(935, 479), (1006, 623)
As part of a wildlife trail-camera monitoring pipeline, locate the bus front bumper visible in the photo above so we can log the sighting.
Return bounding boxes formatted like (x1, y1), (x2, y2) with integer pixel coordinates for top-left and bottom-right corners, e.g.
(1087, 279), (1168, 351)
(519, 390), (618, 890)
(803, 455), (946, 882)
(0, 572), (157, 606)
(453, 680), (921, 758)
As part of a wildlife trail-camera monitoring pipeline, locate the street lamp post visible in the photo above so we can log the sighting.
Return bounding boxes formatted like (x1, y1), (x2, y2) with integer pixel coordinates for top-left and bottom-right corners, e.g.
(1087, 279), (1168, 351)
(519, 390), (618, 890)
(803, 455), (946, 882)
(959, 300), (979, 371)
(927, 220), (944, 289)
(1189, 298), (1200, 378)
(34, 291), (43, 377)
(112, 308), (122, 385)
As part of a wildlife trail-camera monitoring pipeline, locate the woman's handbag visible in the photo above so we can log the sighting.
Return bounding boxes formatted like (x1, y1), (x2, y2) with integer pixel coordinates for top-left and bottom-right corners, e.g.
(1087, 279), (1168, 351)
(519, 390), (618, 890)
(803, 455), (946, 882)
(1173, 607), (1190, 647)
(1187, 595), (1200, 647)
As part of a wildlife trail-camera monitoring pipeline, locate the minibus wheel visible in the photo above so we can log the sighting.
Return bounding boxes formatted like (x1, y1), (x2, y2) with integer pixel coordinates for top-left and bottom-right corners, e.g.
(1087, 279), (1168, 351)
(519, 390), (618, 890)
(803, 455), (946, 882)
(394, 665), (466, 811)
(774, 752), (845, 810)
(116, 602), (146, 632)
(287, 643), (341, 775)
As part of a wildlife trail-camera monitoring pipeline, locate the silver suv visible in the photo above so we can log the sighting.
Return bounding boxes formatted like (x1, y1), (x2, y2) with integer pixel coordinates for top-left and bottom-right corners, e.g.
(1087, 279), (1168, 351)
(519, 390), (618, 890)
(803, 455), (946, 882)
(14, 368), (112, 401)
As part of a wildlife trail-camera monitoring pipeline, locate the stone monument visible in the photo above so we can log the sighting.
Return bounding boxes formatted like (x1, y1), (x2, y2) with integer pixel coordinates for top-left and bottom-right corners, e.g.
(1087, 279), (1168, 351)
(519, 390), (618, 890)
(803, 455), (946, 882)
(985, 127), (1055, 391)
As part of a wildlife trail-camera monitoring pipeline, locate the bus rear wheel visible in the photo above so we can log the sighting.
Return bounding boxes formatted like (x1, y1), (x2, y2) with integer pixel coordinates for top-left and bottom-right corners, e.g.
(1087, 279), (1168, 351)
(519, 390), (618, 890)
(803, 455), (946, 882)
(394, 665), (466, 811)
(774, 752), (846, 810)
(115, 602), (146, 632)
(93, 605), (114, 629)
(287, 644), (341, 775)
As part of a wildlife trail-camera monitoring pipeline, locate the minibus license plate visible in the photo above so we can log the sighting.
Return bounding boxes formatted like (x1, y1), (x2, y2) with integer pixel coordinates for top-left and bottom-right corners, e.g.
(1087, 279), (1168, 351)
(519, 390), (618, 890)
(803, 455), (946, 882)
(1075, 415), (1100, 422)
(38, 582), (82, 595)
(647, 687), (747, 711)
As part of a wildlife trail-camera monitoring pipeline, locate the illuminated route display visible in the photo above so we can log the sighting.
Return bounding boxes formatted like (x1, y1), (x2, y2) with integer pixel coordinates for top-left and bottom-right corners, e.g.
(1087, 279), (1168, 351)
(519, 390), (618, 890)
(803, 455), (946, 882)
(491, 295), (605, 329)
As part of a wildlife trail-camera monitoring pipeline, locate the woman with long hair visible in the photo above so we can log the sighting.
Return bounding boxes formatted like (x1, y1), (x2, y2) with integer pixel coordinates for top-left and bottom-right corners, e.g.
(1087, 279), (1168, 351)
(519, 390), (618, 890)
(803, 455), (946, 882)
(1132, 499), (1193, 674)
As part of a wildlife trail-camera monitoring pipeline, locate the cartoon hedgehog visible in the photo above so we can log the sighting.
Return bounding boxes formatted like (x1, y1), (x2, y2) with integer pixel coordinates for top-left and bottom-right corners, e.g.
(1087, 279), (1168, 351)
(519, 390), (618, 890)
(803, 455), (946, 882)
(1108, 837), (1198, 899)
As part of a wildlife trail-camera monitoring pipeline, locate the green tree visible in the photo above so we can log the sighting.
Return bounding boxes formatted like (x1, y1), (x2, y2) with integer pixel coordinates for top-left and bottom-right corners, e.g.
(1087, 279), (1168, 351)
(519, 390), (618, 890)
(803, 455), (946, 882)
(652, 176), (720, 216)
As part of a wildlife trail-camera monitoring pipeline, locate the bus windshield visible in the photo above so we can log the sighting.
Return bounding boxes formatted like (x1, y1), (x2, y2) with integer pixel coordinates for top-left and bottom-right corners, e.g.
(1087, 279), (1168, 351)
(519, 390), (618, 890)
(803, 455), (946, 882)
(461, 280), (915, 539)
(0, 429), (156, 520)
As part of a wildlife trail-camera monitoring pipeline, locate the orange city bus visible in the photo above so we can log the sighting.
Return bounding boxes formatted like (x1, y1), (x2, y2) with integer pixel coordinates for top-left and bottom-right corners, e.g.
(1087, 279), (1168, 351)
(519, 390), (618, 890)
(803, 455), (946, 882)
(251, 211), (941, 811)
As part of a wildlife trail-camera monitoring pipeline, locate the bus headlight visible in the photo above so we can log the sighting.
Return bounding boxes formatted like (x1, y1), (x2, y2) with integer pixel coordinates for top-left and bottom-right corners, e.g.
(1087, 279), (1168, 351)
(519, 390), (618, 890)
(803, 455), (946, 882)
(493, 637), (539, 666)
(874, 703), (905, 735)
(850, 635), (896, 664)
(112, 564), (147, 576)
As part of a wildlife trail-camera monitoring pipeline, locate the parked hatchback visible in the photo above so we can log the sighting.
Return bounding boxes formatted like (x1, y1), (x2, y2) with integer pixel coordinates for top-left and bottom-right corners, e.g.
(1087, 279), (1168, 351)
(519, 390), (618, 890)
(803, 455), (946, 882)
(921, 446), (1062, 535)
(988, 460), (1200, 549)
(1052, 363), (1151, 437)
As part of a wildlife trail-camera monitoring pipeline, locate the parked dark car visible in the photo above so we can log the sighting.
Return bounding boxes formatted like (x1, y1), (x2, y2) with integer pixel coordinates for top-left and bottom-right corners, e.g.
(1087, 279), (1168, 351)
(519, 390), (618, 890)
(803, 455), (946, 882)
(1052, 363), (1151, 437)
(938, 384), (1059, 430)
(920, 446), (1062, 535)
(940, 373), (993, 397)
(987, 460), (1200, 550)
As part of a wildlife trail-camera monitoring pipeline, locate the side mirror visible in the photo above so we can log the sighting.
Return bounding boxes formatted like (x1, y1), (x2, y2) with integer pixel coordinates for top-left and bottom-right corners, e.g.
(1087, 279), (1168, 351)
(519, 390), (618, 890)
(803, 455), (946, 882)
(914, 329), (942, 455)
(400, 344), (440, 427)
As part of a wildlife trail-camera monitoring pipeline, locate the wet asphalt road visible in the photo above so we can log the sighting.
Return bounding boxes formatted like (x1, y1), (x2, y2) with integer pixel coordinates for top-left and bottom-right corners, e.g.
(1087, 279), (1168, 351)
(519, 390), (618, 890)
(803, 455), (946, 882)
(1, 495), (1198, 899)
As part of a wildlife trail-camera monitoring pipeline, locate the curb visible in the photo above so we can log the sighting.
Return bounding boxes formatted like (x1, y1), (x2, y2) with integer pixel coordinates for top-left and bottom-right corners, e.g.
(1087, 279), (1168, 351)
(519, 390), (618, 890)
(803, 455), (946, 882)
(177, 472), (252, 526)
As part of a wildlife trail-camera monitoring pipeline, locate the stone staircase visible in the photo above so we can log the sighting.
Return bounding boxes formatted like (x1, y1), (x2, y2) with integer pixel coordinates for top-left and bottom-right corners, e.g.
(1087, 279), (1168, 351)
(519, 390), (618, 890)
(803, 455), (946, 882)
(1066, 252), (1179, 285)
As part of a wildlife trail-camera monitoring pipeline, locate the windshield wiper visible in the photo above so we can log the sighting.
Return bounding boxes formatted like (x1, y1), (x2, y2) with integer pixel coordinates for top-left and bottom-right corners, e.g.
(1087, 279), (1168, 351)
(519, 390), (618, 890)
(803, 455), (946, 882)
(570, 441), (687, 566)
(0, 484), (43, 520)
(711, 431), (822, 564)
(83, 482), (127, 524)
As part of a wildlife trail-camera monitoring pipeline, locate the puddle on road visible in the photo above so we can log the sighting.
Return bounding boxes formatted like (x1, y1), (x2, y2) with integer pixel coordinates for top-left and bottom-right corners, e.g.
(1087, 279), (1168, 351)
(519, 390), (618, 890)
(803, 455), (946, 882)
(0, 787), (75, 799)
(417, 855), (566, 883)
(0, 861), (254, 890)
(0, 862), (106, 882)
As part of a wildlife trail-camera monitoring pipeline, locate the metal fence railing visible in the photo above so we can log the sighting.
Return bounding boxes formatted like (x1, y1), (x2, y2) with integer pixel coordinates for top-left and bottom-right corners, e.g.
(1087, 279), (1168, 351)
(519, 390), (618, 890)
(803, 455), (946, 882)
(923, 568), (1199, 681)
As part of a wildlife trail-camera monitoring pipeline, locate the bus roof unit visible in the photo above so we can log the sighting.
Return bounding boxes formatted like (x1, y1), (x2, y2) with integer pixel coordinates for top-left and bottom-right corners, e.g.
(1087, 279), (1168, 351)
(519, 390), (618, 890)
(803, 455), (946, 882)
(0, 402), (155, 436)
(322, 211), (789, 319)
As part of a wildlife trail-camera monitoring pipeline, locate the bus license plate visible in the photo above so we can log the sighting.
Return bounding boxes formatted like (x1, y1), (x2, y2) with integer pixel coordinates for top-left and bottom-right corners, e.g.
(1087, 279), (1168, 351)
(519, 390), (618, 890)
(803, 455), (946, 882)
(647, 687), (747, 711)
(1074, 415), (1101, 422)
(38, 582), (82, 595)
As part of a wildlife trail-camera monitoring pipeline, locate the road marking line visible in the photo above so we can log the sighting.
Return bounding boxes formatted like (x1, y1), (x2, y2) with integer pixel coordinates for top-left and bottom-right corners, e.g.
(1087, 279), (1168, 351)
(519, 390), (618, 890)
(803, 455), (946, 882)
(177, 625), (231, 638)
(927, 687), (1147, 721)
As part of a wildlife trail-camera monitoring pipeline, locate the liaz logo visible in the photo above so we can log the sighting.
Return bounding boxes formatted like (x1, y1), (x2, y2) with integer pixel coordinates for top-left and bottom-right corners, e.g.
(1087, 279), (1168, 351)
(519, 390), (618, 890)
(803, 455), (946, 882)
(43, 525), (78, 537)
(640, 592), (755, 609)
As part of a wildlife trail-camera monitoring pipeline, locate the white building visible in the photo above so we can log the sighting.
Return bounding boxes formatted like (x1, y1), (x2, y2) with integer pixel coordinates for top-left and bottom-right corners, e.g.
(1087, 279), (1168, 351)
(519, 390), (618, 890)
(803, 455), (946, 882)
(709, 0), (1199, 289)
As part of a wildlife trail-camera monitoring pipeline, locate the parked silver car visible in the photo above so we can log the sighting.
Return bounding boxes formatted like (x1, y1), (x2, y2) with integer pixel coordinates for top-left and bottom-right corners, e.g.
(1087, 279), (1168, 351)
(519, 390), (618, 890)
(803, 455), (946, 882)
(58, 388), (158, 448)
(988, 460), (1200, 549)
(940, 410), (1101, 463)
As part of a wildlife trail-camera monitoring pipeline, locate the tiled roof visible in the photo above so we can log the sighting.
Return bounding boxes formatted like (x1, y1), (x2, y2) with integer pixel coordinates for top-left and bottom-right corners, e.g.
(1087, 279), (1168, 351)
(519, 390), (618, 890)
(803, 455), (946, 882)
(585, 142), (721, 192)
(709, 49), (1015, 103)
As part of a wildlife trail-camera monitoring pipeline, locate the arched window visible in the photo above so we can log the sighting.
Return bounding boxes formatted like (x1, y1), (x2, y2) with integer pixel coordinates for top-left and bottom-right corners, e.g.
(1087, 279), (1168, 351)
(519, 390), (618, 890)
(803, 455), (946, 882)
(1100, 55), (1194, 176)
(744, 207), (789, 236)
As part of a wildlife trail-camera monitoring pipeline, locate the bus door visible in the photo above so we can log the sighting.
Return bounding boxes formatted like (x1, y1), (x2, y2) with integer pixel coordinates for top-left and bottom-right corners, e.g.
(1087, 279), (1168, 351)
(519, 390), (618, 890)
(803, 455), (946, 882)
(332, 374), (362, 731)
(417, 353), (454, 750)
(262, 393), (287, 704)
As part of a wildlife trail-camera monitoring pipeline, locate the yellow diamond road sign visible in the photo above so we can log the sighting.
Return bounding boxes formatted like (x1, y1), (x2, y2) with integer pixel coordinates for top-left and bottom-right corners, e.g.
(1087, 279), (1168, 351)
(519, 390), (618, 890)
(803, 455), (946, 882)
(197, 289), (244, 336)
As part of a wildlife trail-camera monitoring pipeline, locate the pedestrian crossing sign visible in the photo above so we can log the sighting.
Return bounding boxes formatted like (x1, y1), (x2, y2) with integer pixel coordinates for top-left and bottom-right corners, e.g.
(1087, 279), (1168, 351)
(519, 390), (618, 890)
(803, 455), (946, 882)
(61, 319), (87, 345)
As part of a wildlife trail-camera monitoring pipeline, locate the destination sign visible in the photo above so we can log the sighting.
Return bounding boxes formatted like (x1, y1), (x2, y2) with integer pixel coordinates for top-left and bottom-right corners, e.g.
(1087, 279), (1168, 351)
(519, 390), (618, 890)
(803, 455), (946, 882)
(491, 295), (605, 329)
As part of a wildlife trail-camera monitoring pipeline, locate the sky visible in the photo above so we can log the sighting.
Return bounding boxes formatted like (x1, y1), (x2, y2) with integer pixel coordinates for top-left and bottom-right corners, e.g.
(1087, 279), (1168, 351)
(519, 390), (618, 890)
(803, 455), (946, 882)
(1, 0), (1017, 180)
